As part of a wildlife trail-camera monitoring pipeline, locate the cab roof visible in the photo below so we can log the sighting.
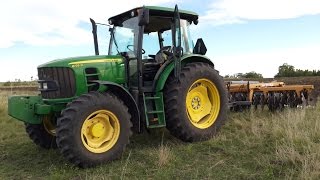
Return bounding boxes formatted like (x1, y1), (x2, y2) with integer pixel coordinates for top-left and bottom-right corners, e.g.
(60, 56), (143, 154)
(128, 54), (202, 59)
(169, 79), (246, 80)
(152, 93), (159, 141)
(108, 6), (199, 27)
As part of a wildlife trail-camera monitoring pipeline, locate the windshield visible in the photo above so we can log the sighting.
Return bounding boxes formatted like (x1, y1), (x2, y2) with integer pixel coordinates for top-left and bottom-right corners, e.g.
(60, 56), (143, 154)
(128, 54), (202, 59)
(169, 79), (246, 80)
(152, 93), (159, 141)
(108, 17), (139, 56)
(180, 20), (193, 54)
(143, 19), (193, 56)
(108, 17), (193, 57)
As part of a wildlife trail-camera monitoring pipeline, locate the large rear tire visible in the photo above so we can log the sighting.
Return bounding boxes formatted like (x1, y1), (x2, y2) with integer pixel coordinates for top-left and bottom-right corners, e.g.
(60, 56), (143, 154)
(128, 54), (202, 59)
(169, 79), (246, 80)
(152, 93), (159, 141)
(164, 62), (227, 142)
(56, 92), (132, 167)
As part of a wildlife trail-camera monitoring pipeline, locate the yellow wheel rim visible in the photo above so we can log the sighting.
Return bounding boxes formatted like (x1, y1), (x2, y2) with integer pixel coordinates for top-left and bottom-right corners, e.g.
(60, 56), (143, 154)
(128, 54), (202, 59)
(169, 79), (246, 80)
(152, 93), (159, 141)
(43, 116), (56, 136)
(81, 110), (120, 153)
(186, 78), (220, 129)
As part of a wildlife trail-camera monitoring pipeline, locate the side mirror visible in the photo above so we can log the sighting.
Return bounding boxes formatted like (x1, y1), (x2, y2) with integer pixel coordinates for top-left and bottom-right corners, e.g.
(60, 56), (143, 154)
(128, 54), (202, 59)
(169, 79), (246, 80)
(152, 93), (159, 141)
(193, 19), (199, 25)
(139, 8), (149, 26)
(193, 38), (207, 55)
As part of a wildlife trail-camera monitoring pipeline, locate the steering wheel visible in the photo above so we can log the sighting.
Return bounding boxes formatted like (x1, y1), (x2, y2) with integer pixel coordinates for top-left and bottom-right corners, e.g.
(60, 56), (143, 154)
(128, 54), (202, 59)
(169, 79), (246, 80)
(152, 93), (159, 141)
(127, 45), (145, 54)
(155, 46), (173, 63)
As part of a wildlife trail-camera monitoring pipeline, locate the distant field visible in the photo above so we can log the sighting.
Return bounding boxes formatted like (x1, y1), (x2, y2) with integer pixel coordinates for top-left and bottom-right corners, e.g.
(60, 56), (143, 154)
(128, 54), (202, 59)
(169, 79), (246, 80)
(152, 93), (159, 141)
(0, 81), (37, 92)
(1, 76), (319, 96)
(0, 86), (37, 91)
(0, 90), (319, 179)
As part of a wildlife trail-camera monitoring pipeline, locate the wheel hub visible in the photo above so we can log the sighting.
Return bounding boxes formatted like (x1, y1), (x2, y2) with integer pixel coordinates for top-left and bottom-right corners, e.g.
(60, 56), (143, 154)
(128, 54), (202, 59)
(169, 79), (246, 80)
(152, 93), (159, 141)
(191, 96), (201, 110)
(186, 79), (221, 129)
(81, 110), (120, 153)
(91, 122), (105, 138)
(186, 85), (212, 123)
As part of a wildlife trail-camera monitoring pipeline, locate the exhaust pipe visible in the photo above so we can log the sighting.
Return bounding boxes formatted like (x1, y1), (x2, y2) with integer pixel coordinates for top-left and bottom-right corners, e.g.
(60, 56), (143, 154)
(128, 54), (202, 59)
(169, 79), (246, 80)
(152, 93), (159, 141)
(90, 18), (99, 55)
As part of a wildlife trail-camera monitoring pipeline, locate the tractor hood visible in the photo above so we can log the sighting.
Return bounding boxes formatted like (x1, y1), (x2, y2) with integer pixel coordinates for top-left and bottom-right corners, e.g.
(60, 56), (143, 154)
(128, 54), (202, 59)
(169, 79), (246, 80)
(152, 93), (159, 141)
(38, 55), (123, 68)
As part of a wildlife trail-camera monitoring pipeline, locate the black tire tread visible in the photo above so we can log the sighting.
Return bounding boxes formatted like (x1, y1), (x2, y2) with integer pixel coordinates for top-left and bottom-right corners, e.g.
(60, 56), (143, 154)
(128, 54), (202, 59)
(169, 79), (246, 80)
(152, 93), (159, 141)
(164, 62), (227, 142)
(56, 91), (132, 168)
(25, 123), (57, 149)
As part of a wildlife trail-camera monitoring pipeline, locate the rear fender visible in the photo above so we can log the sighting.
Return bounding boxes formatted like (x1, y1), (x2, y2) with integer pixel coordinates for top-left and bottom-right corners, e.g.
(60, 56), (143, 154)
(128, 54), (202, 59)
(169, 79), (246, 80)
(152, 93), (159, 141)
(154, 54), (214, 92)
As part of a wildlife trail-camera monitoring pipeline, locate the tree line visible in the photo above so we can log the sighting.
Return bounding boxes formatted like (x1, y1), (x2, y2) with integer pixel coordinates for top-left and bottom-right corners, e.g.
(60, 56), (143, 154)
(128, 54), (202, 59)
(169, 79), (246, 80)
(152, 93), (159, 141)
(224, 72), (263, 79)
(224, 63), (320, 78)
(275, 63), (320, 77)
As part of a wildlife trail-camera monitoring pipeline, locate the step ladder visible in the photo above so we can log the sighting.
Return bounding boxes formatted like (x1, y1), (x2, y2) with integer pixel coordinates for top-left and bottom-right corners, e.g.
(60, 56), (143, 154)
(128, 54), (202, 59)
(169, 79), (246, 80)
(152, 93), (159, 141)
(142, 92), (166, 128)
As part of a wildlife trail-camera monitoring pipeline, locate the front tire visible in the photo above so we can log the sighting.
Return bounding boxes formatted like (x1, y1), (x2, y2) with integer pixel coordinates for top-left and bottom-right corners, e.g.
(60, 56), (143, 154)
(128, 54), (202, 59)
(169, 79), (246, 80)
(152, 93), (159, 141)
(25, 116), (57, 149)
(56, 92), (132, 167)
(164, 62), (227, 142)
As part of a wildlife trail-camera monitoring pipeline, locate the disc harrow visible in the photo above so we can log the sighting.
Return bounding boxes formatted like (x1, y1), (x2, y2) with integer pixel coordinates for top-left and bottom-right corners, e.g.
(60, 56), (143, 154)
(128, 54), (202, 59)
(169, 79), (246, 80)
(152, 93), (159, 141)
(226, 81), (314, 112)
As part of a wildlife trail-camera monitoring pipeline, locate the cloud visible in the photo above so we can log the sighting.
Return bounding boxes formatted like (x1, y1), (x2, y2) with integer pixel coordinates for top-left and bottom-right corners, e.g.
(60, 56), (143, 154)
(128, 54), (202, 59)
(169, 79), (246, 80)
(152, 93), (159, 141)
(0, 0), (178, 48)
(211, 45), (320, 78)
(201, 0), (320, 25)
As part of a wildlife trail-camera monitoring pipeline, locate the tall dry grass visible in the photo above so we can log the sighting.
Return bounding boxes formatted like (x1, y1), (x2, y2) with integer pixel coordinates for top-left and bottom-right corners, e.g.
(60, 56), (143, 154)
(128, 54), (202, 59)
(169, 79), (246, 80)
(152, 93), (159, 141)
(0, 91), (10, 114)
(272, 109), (320, 179)
(230, 105), (320, 179)
(0, 90), (319, 179)
(157, 143), (172, 167)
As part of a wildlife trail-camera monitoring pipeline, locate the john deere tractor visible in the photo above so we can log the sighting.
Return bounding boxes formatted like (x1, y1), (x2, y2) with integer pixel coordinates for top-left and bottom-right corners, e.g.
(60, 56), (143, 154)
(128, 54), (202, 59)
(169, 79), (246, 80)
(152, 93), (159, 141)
(8, 5), (227, 167)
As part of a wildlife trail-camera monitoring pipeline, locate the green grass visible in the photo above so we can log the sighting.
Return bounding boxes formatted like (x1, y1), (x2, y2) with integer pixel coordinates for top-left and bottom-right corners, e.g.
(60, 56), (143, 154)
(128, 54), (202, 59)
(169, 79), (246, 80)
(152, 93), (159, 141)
(0, 91), (320, 179)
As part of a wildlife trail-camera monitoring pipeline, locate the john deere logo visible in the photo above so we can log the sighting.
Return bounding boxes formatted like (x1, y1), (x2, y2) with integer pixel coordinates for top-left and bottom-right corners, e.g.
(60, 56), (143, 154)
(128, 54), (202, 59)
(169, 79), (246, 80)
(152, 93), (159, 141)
(69, 59), (122, 67)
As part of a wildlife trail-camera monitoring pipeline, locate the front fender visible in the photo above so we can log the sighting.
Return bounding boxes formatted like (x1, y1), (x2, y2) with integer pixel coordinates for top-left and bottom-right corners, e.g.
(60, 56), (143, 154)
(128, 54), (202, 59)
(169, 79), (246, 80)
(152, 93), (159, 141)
(91, 80), (141, 133)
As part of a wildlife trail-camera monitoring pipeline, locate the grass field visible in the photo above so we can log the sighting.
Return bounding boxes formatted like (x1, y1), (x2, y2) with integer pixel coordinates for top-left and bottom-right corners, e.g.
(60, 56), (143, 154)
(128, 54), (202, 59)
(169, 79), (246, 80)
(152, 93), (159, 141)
(0, 90), (320, 179)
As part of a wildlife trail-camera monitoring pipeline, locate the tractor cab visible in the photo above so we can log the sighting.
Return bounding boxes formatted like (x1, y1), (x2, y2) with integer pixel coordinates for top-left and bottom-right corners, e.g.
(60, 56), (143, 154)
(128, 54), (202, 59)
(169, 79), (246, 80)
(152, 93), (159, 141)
(91, 6), (201, 88)
(108, 6), (197, 59)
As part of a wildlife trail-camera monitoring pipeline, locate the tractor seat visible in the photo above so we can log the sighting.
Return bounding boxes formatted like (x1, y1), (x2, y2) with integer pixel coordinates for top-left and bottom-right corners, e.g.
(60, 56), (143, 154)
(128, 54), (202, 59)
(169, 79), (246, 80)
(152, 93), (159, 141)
(155, 46), (172, 64)
(143, 46), (172, 81)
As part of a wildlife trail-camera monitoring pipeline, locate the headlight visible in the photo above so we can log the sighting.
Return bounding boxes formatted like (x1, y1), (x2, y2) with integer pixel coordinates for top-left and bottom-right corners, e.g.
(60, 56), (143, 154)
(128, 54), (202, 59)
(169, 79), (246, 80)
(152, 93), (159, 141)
(43, 83), (48, 90)
(131, 10), (135, 17)
(38, 80), (58, 92)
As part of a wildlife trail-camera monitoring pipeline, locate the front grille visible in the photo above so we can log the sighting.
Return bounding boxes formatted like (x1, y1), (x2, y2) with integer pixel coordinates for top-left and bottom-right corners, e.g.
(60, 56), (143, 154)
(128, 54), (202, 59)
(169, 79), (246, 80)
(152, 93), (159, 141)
(38, 67), (76, 99)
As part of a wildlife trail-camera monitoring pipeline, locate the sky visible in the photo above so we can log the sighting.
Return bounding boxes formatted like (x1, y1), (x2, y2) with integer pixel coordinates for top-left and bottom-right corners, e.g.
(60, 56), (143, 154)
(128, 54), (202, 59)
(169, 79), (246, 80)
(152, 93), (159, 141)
(0, 0), (319, 82)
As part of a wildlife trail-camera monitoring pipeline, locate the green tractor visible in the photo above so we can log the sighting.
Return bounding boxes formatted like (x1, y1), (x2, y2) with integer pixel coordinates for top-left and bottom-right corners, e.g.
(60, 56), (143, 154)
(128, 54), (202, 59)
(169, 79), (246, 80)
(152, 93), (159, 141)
(8, 5), (227, 167)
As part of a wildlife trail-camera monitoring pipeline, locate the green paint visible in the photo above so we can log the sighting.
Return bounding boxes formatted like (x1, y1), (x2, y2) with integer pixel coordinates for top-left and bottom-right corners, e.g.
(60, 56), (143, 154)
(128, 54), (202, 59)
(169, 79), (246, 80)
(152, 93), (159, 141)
(38, 55), (121, 68)
(43, 97), (75, 104)
(8, 96), (44, 124)
(8, 95), (66, 124)
(39, 55), (126, 98)
(35, 104), (51, 115)
(154, 92), (166, 127)
(143, 92), (166, 128)
(155, 54), (213, 92)
(8, 54), (127, 124)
